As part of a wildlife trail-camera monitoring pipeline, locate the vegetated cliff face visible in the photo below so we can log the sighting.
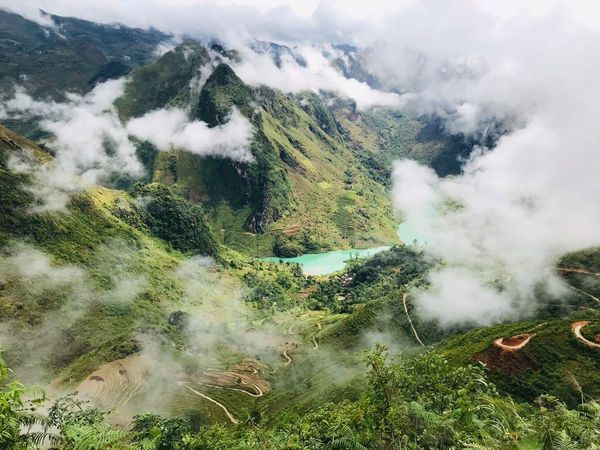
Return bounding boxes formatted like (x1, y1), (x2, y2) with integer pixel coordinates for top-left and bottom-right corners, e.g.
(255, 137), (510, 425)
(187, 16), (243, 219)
(124, 49), (402, 256)
(0, 9), (478, 257)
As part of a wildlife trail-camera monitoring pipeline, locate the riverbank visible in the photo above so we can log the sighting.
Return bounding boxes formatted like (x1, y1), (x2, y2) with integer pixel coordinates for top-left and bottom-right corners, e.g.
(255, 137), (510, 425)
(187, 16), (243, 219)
(261, 220), (427, 275)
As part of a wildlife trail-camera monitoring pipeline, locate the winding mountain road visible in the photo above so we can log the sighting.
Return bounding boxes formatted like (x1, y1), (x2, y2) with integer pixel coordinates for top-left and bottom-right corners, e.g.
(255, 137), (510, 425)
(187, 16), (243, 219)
(571, 321), (600, 349)
(312, 323), (322, 350)
(286, 321), (321, 353)
(546, 267), (600, 304)
(282, 345), (294, 365)
(184, 385), (239, 424)
(566, 285), (600, 304)
(196, 382), (264, 398)
(403, 293), (425, 347)
(557, 267), (600, 277)
(493, 334), (535, 351)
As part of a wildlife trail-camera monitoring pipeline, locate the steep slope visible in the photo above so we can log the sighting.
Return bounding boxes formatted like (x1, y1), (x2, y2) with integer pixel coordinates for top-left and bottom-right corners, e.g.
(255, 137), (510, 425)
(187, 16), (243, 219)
(0, 15), (482, 258)
(304, 243), (600, 408)
(115, 41), (212, 120)
(336, 106), (483, 180)
(0, 123), (346, 423)
(117, 46), (401, 256)
(0, 124), (214, 387)
(0, 9), (167, 140)
(439, 248), (600, 407)
(195, 63), (254, 126)
(441, 312), (600, 407)
(0, 9), (166, 100)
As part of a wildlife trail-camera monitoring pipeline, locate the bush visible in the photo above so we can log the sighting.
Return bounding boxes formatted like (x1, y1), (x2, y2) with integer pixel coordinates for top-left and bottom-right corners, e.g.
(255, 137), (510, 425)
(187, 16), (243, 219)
(127, 183), (220, 257)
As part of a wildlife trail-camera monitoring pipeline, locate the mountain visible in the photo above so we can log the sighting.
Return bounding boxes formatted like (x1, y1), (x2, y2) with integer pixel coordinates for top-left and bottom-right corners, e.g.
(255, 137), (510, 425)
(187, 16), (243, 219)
(114, 40), (481, 257)
(114, 43), (400, 256)
(0, 9), (167, 99)
(0, 9), (481, 257)
(0, 122), (363, 425)
(3, 9), (600, 450)
(0, 8), (167, 140)
(0, 124), (213, 383)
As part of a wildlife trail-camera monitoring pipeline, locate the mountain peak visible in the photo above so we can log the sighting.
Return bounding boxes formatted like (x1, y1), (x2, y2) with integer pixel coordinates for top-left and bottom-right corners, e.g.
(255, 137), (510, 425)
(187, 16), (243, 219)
(195, 63), (254, 127)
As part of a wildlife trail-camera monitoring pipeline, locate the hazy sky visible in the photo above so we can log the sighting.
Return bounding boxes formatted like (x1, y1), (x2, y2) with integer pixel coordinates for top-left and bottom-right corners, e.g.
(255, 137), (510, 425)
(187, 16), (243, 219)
(3, 0), (600, 45)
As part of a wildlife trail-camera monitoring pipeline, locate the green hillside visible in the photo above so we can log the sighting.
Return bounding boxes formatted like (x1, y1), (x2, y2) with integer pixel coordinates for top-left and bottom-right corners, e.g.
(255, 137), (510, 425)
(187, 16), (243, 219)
(0, 123), (357, 424)
(0, 9), (166, 100)
(110, 41), (477, 258)
(2, 10), (600, 449)
(118, 46), (402, 256)
(0, 126), (184, 383)
(441, 312), (600, 407)
(2, 121), (600, 449)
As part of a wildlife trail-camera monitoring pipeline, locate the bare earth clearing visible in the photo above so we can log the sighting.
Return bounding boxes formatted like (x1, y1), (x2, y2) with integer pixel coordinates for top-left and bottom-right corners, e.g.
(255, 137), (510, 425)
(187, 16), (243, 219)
(493, 334), (536, 352)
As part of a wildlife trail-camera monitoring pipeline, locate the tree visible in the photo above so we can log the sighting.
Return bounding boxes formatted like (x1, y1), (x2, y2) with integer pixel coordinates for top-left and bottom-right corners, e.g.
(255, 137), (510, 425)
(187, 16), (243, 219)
(0, 354), (50, 449)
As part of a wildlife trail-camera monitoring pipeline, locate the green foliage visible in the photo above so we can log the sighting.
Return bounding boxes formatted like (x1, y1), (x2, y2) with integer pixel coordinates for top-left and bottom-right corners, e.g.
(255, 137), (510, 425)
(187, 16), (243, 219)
(122, 346), (600, 449)
(3, 345), (600, 449)
(297, 93), (341, 138)
(46, 394), (131, 450)
(560, 247), (600, 272)
(242, 260), (306, 309)
(134, 140), (160, 182)
(441, 312), (600, 407)
(195, 63), (254, 126)
(0, 9), (165, 109)
(132, 413), (192, 450)
(116, 42), (210, 120)
(151, 64), (401, 256)
(0, 150), (138, 265)
(125, 183), (220, 257)
(309, 245), (434, 313)
(0, 353), (50, 449)
(251, 149), (297, 231)
(272, 236), (304, 257)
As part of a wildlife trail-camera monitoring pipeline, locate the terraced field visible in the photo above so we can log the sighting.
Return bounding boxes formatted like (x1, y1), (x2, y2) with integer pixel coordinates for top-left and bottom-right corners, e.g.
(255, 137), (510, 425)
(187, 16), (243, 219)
(76, 353), (154, 408)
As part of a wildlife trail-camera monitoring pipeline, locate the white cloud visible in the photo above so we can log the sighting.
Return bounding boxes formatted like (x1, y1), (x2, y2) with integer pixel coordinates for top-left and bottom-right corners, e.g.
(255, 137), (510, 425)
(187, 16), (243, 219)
(8, 1), (598, 114)
(232, 44), (402, 110)
(394, 113), (600, 326)
(416, 268), (516, 327)
(2, 79), (142, 209)
(4, 0), (600, 327)
(127, 107), (253, 162)
(1, 76), (254, 209)
(0, 244), (84, 286)
(385, 2), (600, 327)
(3, 1), (599, 45)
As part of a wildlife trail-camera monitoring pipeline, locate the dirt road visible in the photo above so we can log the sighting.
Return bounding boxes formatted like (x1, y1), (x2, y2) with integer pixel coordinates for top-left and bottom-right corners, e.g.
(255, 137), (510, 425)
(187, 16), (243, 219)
(184, 385), (239, 424)
(571, 321), (600, 349)
(403, 293), (425, 347)
(493, 334), (535, 351)
(282, 345), (294, 365)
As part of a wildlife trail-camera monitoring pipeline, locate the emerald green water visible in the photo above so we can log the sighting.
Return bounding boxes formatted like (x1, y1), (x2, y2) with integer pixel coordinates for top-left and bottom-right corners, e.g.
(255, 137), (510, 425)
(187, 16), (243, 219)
(261, 220), (428, 276)
(261, 246), (391, 276)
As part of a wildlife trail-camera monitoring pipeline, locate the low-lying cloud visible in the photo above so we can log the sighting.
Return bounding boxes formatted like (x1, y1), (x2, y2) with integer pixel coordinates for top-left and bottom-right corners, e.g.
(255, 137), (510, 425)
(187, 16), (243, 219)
(2, 79), (142, 187)
(393, 95), (600, 327)
(359, 2), (600, 328)
(1, 76), (254, 209)
(3, 0), (600, 330)
(127, 107), (253, 162)
(232, 44), (402, 110)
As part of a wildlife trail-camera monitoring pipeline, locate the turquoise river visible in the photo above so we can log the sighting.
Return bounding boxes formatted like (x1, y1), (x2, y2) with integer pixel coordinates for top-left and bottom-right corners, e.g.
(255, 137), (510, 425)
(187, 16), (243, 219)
(262, 221), (427, 276)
